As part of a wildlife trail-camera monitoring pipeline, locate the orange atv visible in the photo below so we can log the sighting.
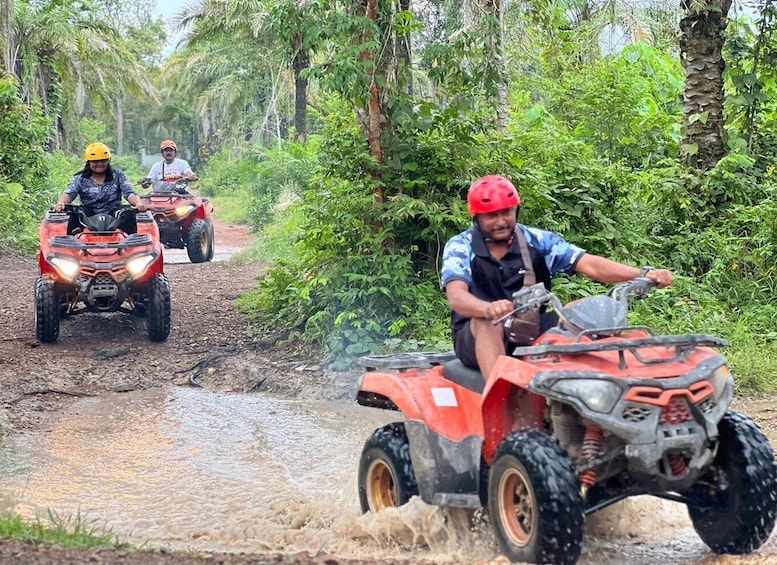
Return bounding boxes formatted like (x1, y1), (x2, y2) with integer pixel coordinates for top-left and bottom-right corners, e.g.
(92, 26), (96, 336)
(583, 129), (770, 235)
(36, 205), (171, 343)
(138, 179), (214, 263)
(356, 279), (777, 565)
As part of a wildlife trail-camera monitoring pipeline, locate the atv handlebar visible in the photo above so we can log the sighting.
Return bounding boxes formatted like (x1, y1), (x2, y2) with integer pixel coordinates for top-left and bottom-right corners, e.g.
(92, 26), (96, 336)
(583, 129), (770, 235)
(494, 277), (659, 328)
(610, 276), (658, 301)
(140, 178), (190, 194)
(51, 204), (139, 217)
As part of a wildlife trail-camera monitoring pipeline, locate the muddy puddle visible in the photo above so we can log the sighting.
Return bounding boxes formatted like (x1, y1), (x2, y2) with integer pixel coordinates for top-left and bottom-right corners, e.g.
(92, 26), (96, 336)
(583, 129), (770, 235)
(0, 388), (775, 564)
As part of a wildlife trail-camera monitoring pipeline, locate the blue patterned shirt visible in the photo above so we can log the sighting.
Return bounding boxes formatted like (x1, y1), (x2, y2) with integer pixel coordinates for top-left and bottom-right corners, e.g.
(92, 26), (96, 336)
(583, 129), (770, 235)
(441, 224), (584, 289)
(64, 168), (137, 215)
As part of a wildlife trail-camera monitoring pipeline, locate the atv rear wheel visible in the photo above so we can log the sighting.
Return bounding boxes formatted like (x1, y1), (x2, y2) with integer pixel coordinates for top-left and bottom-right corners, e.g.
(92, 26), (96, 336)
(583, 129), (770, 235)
(358, 423), (419, 513)
(686, 411), (777, 554)
(488, 430), (584, 565)
(147, 274), (171, 342)
(35, 277), (60, 343)
(186, 218), (212, 263)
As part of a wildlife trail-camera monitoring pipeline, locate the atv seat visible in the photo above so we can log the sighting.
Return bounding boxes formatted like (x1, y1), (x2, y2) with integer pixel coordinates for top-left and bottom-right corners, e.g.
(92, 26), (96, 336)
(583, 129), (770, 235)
(442, 359), (485, 394)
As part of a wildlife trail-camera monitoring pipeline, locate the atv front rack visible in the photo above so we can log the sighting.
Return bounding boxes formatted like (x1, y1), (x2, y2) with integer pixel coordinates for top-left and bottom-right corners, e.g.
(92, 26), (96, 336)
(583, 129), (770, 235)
(50, 233), (153, 250)
(512, 330), (728, 370)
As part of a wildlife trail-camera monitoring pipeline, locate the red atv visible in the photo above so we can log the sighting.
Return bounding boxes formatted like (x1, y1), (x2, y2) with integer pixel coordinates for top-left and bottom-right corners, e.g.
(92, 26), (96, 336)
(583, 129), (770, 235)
(36, 205), (171, 343)
(138, 179), (214, 263)
(356, 279), (777, 565)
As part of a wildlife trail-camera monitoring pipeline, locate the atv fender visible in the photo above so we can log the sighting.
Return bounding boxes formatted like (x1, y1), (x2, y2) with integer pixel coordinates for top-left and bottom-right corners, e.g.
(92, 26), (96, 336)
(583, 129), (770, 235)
(481, 354), (547, 464)
(197, 200), (214, 219)
(358, 366), (485, 508)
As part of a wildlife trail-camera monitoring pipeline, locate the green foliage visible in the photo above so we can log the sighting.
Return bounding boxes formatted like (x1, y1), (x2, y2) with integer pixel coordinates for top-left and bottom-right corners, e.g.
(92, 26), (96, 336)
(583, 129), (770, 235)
(517, 42), (684, 166)
(724, 14), (777, 166)
(198, 141), (316, 230)
(238, 99), (492, 367)
(238, 198), (306, 264)
(0, 510), (129, 550)
(0, 77), (54, 253)
(237, 178), (451, 369)
(630, 154), (769, 277)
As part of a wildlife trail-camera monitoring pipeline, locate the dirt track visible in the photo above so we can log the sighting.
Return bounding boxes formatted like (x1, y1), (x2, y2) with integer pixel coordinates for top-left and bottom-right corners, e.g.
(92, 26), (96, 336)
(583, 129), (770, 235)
(4, 218), (777, 565)
(0, 218), (398, 564)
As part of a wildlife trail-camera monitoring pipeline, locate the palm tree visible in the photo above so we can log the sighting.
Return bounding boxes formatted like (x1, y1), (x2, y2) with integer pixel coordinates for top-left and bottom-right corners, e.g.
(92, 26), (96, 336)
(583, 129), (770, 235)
(7, 0), (156, 152)
(1, 0), (13, 75)
(679, 0), (732, 169)
(174, 0), (323, 146)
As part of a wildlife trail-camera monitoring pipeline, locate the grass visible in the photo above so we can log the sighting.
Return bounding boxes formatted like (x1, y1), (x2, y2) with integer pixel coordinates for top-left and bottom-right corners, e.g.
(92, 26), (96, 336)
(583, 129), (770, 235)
(0, 510), (131, 550)
(210, 194), (251, 224)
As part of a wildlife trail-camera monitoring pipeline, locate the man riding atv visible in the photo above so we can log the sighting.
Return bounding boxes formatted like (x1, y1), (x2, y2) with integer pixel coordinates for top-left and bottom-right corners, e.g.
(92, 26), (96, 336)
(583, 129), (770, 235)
(441, 174), (674, 381)
(139, 140), (198, 189)
(355, 175), (776, 565)
(137, 142), (214, 263)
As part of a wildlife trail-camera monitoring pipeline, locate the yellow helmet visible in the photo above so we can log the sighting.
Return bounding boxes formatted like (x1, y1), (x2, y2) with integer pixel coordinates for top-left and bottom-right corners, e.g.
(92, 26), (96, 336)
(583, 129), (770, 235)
(84, 142), (111, 161)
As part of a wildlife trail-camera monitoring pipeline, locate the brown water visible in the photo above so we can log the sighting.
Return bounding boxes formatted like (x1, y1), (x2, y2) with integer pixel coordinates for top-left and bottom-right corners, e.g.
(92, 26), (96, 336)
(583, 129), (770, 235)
(0, 388), (775, 564)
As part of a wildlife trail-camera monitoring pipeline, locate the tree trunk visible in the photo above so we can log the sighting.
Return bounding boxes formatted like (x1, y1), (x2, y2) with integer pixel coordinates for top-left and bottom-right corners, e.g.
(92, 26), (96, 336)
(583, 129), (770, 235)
(465, 0), (508, 128)
(396, 0), (413, 97)
(361, 0), (384, 203)
(292, 36), (309, 145)
(484, 0), (508, 129)
(116, 95), (124, 155)
(1, 0), (13, 75)
(679, 0), (732, 170)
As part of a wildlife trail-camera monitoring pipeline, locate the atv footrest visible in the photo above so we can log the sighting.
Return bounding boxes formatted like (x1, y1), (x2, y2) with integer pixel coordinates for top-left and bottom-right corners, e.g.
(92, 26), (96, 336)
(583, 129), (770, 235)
(357, 352), (456, 370)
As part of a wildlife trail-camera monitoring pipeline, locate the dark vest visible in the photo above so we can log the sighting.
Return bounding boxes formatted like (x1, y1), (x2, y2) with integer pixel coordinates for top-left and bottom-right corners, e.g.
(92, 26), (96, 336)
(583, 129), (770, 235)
(451, 224), (552, 335)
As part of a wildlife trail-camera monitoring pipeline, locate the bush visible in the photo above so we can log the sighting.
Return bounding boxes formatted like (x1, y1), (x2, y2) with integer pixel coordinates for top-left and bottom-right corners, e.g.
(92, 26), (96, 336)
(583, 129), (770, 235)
(0, 77), (54, 253)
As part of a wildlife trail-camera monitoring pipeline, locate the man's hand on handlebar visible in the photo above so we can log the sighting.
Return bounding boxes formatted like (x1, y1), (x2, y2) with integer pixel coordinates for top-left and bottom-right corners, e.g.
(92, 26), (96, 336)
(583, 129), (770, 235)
(641, 268), (674, 289)
(485, 298), (514, 322)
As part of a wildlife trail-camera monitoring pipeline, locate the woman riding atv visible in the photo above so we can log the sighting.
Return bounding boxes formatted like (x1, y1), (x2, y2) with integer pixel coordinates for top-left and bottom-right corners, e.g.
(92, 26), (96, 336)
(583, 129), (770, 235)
(54, 142), (147, 234)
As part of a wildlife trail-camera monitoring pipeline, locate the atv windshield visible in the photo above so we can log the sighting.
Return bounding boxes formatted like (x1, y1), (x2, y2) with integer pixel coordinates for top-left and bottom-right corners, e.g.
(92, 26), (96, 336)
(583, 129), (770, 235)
(150, 179), (188, 194)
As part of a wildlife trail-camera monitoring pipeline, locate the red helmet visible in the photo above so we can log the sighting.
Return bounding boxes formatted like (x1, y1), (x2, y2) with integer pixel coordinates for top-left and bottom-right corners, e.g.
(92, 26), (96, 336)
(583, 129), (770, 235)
(160, 140), (177, 151)
(467, 175), (521, 216)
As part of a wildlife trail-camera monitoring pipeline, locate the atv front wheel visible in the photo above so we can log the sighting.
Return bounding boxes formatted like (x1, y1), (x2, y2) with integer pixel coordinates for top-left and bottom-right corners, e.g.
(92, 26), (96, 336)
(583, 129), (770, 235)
(205, 218), (215, 261)
(186, 218), (212, 263)
(686, 411), (777, 554)
(35, 277), (60, 343)
(488, 430), (584, 565)
(358, 423), (419, 513)
(146, 274), (171, 342)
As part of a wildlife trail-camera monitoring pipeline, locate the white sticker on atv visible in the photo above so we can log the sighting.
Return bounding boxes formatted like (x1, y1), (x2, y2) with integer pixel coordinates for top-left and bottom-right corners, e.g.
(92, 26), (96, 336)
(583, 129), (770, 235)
(431, 387), (458, 407)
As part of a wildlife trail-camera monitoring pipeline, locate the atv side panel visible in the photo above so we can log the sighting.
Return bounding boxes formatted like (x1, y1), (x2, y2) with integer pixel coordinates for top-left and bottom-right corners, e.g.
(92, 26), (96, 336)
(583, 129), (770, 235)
(358, 360), (486, 506)
(405, 420), (483, 508)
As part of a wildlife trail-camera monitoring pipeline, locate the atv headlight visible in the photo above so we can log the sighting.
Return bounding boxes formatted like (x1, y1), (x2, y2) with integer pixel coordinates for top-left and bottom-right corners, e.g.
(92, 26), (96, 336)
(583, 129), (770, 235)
(174, 204), (196, 217)
(126, 254), (155, 277)
(708, 365), (732, 399)
(49, 257), (80, 281)
(551, 379), (622, 413)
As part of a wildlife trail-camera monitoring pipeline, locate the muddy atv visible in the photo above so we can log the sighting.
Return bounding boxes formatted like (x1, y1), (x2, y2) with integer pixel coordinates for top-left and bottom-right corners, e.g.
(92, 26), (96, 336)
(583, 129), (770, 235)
(138, 179), (215, 263)
(356, 279), (777, 565)
(36, 205), (171, 343)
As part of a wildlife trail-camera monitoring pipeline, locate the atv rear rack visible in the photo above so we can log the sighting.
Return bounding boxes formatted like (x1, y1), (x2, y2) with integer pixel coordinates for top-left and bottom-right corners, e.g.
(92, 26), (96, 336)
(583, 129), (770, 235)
(357, 352), (457, 371)
(513, 330), (728, 369)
